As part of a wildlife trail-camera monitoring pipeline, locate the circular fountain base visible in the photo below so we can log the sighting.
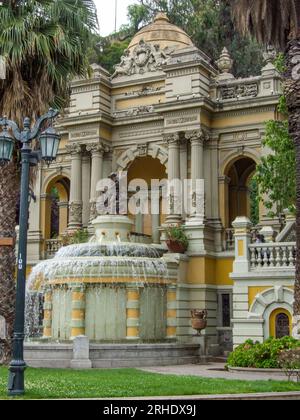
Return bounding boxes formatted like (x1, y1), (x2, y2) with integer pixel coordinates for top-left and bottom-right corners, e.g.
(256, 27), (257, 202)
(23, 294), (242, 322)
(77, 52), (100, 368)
(24, 342), (200, 369)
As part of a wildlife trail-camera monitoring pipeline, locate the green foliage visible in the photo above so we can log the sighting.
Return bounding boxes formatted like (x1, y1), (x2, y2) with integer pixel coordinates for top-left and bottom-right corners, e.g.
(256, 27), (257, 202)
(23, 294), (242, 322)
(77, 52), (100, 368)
(274, 53), (287, 74)
(249, 178), (260, 226)
(254, 99), (296, 217)
(61, 229), (89, 246)
(93, 37), (131, 74)
(166, 225), (189, 249)
(0, 1), (98, 117)
(227, 337), (300, 369)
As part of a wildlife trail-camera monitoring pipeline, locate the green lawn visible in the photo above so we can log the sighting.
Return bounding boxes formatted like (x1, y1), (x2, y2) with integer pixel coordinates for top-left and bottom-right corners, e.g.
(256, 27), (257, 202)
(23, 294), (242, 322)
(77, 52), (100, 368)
(0, 367), (300, 400)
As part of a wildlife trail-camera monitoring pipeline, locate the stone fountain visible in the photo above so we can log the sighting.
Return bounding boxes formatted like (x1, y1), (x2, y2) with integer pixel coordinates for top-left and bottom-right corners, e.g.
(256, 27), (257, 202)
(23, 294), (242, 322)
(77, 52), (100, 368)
(24, 214), (200, 368)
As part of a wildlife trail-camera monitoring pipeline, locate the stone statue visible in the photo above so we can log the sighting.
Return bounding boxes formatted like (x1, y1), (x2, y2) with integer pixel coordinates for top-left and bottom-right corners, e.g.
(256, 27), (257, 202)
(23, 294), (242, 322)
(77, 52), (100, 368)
(111, 49), (133, 79)
(148, 44), (168, 71)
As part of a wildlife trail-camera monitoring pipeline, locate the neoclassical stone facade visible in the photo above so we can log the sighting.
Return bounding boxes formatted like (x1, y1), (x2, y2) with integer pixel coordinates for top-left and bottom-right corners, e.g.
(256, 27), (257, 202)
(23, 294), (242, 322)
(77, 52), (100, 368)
(26, 13), (296, 353)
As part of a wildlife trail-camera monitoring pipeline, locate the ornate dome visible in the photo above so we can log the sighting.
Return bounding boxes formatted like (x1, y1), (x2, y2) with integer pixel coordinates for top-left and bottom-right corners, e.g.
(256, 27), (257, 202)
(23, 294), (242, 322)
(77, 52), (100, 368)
(128, 13), (194, 53)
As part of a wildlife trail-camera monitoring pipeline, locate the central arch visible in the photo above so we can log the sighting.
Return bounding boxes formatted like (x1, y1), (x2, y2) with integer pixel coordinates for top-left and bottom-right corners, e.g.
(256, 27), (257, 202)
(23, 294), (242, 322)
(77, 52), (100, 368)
(127, 155), (167, 241)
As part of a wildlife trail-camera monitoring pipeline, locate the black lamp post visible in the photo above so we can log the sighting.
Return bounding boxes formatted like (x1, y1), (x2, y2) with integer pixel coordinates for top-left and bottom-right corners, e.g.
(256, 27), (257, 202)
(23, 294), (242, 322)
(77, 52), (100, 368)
(0, 109), (60, 396)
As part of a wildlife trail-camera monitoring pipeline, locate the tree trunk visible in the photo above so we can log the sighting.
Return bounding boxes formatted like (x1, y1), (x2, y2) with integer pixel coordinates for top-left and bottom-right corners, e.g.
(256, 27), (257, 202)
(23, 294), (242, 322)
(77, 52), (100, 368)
(285, 37), (300, 338)
(0, 161), (19, 363)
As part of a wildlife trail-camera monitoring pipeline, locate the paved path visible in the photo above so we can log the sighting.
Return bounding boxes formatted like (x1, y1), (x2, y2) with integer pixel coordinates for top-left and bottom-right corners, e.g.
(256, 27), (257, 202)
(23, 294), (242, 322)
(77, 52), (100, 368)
(140, 363), (291, 382)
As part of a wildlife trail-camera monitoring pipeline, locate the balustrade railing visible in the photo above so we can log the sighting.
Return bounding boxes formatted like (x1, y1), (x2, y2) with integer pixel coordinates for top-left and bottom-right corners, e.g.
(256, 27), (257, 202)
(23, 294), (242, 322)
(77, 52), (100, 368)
(249, 243), (296, 270)
(45, 239), (63, 258)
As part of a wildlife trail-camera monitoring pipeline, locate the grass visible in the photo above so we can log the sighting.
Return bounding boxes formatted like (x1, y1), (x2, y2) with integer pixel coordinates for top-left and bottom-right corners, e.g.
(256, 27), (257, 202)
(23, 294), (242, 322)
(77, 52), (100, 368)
(1, 367), (300, 400)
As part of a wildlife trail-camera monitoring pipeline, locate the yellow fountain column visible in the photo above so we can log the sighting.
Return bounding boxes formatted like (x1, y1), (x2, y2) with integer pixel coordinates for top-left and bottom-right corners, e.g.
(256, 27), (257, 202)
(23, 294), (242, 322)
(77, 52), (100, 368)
(167, 285), (177, 339)
(126, 287), (140, 340)
(71, 286), (86, 339)
(43, 287), (53, 338)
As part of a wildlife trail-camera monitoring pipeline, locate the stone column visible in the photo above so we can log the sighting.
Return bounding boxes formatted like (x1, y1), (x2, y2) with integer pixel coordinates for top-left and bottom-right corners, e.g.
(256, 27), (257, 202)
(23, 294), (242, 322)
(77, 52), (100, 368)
(71, 285), (86, 339)
(219, 176), (231, 228)
(186, 130), (206, 223)
(152, 212), (161, 244)
(135, 213), (143, 234)
(232, 217), (252, 273)
(126, 287), (140, 340)
(87, 143), (104, 223)
(67, 144), (83, 231)
(166, 285), (177, 339)
(81, 153), (91, 228)
(58, 201), (69, 235)
(165, 133), (182, 224)
(43, 288), (53, 339)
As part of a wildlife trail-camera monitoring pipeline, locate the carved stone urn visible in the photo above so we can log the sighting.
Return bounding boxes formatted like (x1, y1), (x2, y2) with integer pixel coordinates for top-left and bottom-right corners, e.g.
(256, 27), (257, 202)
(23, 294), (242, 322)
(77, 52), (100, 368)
(191, 310), (208, 335)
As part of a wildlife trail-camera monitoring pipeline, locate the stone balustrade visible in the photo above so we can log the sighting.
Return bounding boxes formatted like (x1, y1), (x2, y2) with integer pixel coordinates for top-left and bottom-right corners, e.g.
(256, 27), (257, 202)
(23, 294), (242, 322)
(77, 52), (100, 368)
(45, 239), (63, 258)
(249, 242), (296, 270)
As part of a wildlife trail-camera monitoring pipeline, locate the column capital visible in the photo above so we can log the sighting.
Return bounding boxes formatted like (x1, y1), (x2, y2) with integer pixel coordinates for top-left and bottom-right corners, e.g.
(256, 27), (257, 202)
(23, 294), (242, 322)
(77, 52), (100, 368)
(185, 129), (210, 144)
(86, 142), (105, 156)
(163, 132), (181, 146)
(66, 143), (83, 156)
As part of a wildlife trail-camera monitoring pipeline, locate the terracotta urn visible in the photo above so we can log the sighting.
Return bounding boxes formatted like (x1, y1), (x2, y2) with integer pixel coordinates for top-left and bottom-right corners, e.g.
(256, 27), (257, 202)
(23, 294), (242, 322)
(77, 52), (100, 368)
(166, 240), (187, 254)
(191, 310), (208, 335)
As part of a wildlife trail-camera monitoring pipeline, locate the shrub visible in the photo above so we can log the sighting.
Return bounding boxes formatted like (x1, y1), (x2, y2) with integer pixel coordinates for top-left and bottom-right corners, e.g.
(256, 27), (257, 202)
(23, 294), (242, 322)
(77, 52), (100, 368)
(61, 229), (89, 246)
(278, 349), (300, 382)
(227, 337), (300, 369)
(165, 225), (189, 249)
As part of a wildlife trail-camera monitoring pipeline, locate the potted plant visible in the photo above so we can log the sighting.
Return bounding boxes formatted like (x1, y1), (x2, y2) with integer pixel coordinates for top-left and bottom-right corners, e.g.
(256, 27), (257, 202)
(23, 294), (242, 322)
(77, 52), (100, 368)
(165, 225), (189, 254)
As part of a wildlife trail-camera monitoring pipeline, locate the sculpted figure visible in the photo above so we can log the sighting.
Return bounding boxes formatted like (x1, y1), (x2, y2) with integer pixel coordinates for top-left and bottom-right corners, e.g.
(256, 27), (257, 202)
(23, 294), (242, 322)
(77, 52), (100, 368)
(148, 44), (168, 71)
(111, 49), (133, 79)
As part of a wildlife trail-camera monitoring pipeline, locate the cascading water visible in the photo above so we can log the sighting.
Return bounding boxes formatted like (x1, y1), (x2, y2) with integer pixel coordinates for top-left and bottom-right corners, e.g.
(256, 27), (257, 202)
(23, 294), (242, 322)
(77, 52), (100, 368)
(25, 215), (175, 343)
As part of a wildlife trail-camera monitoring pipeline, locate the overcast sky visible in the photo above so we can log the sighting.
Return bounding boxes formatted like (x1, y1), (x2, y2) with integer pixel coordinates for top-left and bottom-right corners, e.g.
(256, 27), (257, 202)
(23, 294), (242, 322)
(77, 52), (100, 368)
(94, 0), (137, 36)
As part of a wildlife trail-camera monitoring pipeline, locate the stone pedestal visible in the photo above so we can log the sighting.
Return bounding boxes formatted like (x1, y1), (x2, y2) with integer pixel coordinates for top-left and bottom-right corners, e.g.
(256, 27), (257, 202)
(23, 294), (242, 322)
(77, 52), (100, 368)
(70, 336), (92, 369)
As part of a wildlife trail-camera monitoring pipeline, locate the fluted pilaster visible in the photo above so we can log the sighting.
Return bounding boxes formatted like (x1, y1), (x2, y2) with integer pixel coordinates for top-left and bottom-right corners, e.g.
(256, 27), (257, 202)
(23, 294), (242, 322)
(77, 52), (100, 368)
(66, 143), (83, 231)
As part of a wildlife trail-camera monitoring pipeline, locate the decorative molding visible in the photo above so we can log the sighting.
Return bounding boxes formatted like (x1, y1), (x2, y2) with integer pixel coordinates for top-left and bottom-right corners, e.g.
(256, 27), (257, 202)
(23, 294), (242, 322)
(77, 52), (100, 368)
(65, 143), (83, 155)
(163, 132), (181, 146)
(185, 129), (210, 144)
(111, 40), (174, 79)
(116, 143), (168, 170)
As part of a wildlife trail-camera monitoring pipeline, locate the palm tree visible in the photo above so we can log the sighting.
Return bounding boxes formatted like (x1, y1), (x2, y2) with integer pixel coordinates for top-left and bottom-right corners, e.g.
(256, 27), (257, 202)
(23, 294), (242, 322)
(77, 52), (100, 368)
(0, 0), (98, 363)
(230, 0), (300, 337)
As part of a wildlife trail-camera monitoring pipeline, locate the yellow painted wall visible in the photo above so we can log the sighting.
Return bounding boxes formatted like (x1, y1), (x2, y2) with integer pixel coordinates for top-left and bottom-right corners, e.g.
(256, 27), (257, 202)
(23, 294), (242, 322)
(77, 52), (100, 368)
(116, 95), (165, 110)
(211, 112), (275, 130)
(187, 256), (234, 286)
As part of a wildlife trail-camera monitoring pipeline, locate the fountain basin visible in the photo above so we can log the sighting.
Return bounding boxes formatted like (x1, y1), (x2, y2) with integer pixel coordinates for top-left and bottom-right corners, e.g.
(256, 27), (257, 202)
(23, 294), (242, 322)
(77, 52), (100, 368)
(27, 215), (179, 343)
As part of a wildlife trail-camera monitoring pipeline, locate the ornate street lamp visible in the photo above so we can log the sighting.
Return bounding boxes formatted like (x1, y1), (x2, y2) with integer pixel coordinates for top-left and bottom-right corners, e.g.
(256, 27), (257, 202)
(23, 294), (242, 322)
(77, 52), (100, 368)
(0, 123), (14, 163)
(0, 109), (60, 396)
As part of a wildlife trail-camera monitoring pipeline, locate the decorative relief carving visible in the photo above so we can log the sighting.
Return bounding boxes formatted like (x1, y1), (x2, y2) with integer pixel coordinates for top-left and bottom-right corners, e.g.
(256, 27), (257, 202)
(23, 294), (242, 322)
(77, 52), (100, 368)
(89, 201), (97, 222)
(220, 83), (258, 100)
(137, 143), (148, 157)
(185, 129), (210, 144)
(166, 115), (198, 126)
(71, 130), (98, 139)
(69, 203), (83, 223)
(65, 143), (82, 155)
(125, 85), (162, 97)
(111, 40), (173, 79)
(163, 132), (181, 145)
